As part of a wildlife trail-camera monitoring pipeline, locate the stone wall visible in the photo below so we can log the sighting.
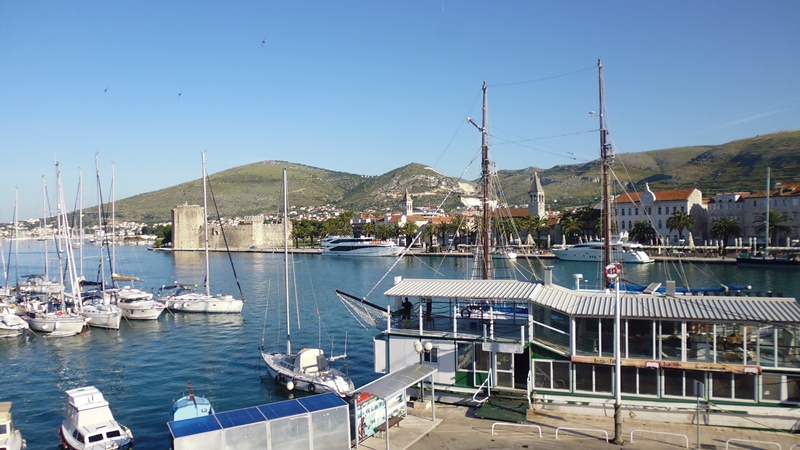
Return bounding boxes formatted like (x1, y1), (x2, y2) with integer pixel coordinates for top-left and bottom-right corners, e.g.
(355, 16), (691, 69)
(172, 206), (290, 250)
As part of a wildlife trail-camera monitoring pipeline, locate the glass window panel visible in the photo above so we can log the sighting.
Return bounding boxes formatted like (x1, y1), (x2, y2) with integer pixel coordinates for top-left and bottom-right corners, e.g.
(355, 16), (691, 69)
(600, 319), (615, 358)
(270, 416), (310, 450)
(639, 369), (659, 396)
(687, 322), (713, 362)
(311, 409), (350, 450)
(224, 423), (268, 450)
(496, 371), (513, 387)
(627, 320), (653, 359)
(733, 374), (756, 401)
(533, 361), (551, 389)
(496, 353), (512, 371)
(595, 365), (612, 393)
(788, 376), (800, 402)
(457, 343), (473, 371)
(475, 345), (490, 371)
(575, 317), (599, 356)
(712, 372), (732, 399)
(621, 367), (638, 394)
(761, 373), (782, 401)
(553, 362), (571, 391)
(575, 364), (594, 392)
(663, 369), (684, 396)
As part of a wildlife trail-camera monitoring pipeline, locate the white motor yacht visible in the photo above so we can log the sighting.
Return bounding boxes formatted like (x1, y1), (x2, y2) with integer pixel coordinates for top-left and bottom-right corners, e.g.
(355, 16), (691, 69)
(0, 304), (29, 338)
(114, 287), (165, 320)
(321, 236), (404, 257)
(552, 239), (653, 264)
(59, 386), (133, 450)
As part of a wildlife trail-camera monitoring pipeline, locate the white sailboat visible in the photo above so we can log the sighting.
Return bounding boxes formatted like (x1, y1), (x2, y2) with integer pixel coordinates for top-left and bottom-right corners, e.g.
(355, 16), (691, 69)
(27, 164), (88, 337)
(260, 168), (354, 397)
(159, 153), (244, 313)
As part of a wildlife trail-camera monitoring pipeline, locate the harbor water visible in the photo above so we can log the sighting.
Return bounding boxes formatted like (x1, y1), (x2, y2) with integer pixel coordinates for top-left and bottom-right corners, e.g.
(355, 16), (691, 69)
(1, 242), (798, 449)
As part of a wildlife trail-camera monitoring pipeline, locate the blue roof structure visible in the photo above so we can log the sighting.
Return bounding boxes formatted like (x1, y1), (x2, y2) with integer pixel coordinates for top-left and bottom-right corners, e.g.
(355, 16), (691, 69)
(168, 392), (347, 439)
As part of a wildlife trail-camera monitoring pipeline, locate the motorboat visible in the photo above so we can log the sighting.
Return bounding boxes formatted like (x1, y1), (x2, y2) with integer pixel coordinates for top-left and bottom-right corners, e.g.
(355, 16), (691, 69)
(260, 169), (355, 397)
(551, 239), (653, 264)
(320, 236), (404, 257)
(0, 303), (28, 338)
(114, 287), (165, 320)
(0, 402), (26, 450)
(59, 386), (133, 449)
(158, 284), (244, 313)
(170, 382), (215, 422)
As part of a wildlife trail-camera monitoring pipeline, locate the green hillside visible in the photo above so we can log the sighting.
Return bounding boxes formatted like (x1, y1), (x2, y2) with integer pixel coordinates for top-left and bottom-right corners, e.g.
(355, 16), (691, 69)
(104, 130), (800, 223)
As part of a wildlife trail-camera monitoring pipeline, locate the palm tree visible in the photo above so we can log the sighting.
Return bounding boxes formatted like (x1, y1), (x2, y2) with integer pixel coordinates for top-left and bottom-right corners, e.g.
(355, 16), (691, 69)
(422, 222), (439, 249)
(629, 220), (656, 244)
(666, 211), (694, 241)
(558, 215), (583, 244)
(400, 221), (419, 248)
(754, 210), (792, 246)
(523, 215), (550, 248)
(710, 217), (742, 249)
(362, 221), (376, 238)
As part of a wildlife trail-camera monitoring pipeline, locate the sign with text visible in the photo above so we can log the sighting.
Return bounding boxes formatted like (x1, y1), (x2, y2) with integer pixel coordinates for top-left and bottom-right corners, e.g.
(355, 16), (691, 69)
(482, 342), (524, 354)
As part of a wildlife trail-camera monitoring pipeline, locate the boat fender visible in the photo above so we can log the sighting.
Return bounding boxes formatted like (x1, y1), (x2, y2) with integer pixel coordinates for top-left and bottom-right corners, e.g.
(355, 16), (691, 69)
(308, 382), (316, 393)
(460, 308), (471, 318)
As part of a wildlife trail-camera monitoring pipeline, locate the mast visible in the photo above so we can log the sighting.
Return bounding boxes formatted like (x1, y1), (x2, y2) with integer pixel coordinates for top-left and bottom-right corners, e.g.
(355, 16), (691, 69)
(42, 175), (49, 281)
(111, 162), (116, 279)
(202, 153), (211, 297)
(467, 81), (492, 280)
(95, 155), (106, 291)
(765, 167), (770, 258)
(13, 189), (19, 288)
(599, 59), (615, 282)
(283, 168), (291, 355)
(78, 168), (83, 277)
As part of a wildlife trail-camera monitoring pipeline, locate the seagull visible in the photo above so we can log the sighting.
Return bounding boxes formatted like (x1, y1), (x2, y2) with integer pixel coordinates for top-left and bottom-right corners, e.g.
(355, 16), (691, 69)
(178, 92), (182, 97)
(261, 38), (266, 47)
(104, 87), (109, 93)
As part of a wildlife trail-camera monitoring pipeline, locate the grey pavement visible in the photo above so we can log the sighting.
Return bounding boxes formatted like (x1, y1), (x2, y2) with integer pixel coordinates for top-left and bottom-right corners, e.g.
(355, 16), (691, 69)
(359, 403), (800, 450)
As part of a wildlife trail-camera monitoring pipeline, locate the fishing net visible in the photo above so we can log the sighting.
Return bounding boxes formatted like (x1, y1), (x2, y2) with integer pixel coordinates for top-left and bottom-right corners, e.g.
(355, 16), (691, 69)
(333, 289), (389, 331)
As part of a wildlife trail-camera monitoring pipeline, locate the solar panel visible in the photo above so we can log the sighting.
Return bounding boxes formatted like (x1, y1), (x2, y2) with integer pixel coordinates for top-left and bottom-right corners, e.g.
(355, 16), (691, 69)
(168, 414), (222, 438)
(257, 399), (307, 419)
(215, 406), (266, 428)
(297, 392), (347, 413)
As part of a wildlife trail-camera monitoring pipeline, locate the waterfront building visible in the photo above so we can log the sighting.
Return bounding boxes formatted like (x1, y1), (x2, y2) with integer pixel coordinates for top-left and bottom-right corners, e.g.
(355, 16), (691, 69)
(614, 185), (707, 244)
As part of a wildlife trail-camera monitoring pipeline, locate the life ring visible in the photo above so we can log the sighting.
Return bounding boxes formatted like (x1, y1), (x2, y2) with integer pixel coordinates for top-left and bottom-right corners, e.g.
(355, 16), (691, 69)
(604, 263), (622, 279)
(307, 382), (316, 393)
(460, 308), (471, 318)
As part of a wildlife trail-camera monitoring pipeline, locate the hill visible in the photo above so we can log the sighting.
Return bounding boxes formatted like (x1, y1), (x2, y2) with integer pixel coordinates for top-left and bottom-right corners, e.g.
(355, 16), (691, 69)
(111, 130), (800, 222)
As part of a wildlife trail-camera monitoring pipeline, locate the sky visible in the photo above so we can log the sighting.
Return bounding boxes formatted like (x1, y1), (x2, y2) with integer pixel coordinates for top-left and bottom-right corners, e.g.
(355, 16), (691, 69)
(1, 1), (798, 222)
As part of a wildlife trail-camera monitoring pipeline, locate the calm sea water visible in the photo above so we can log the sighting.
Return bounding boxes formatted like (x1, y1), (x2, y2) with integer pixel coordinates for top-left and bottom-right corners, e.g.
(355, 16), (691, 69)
(1, 242), (797, 449)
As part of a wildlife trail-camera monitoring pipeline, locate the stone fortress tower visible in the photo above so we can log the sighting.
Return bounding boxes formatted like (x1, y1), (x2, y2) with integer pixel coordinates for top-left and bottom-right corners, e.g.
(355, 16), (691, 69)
(171, 204), (289, 250)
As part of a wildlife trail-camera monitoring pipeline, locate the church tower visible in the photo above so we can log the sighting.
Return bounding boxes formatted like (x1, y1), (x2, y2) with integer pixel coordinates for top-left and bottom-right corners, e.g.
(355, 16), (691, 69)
(528, 172), (546, 218)
(402, 189), (413, 216)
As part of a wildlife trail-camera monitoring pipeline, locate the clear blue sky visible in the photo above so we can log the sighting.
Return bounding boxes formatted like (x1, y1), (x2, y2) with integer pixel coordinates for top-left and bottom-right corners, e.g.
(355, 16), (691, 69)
(2, 1), (798, 222)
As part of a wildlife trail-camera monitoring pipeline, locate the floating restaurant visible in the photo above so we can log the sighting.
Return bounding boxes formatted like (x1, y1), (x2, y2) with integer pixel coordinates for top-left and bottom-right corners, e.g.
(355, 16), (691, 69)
(362, 268), (800, 429)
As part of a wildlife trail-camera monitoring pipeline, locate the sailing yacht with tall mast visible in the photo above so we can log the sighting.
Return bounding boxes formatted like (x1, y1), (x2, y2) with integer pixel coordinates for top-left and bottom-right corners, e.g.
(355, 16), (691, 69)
(159, 153), (244, 313)
(260, 169), (354, 396)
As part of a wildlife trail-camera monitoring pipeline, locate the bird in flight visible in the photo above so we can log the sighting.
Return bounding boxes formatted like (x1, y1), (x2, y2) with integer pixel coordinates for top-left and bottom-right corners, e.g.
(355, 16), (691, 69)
(261, 38), (266, 47)
(104, 87), (109, 93)
(178, 92), (182, 97)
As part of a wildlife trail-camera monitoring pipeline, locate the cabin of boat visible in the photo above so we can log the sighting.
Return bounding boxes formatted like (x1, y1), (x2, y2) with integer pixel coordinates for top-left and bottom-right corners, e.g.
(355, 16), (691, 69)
(372, 269), (800, 430)
(170, 385), (215, 422)
(0, 402), (25, 450)
(59, 386), (133, 450)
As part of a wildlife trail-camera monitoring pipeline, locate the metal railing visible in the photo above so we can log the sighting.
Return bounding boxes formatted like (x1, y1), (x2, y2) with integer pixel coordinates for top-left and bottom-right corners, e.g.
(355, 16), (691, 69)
(726, 439), (781, 449)
(630, 429), (689, 448)
(555, 427), (609, 444)
(471, 369), (492, 405)
(491, 422), (542, 438)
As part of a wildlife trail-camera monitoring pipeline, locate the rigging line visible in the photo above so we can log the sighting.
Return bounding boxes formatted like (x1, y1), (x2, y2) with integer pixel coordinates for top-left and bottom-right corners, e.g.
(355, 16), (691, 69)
(205, 171), (245, 300)
(489, 132), (595, 162)
(260, 278), (272, 347)
(490, 64), (596, 87)
(431, 89), (482, 172)
(364, 150), (479, 300)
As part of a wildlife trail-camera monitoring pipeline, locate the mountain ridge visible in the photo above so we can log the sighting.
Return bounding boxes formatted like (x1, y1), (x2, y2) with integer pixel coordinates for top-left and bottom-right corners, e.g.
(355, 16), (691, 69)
(112, 130), (800, 223)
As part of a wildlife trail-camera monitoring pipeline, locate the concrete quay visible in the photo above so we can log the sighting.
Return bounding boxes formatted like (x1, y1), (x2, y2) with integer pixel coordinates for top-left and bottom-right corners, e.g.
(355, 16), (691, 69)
(359, 403), (800, 450)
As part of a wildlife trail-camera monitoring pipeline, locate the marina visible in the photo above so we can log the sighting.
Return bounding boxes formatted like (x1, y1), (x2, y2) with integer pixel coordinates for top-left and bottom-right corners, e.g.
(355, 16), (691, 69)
(1, 241), (798, 448)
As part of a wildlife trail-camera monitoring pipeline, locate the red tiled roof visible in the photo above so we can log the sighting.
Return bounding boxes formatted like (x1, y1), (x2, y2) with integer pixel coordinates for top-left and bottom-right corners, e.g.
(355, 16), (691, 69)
(614, 188), (696, 203)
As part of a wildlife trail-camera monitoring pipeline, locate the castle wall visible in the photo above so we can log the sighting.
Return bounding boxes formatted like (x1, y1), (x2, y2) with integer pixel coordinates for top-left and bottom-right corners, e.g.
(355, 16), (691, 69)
(172, 207), (289, 250)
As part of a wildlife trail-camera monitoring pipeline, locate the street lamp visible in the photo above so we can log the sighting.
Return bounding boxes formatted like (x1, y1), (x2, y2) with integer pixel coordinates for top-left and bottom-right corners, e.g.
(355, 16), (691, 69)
(414, 341), (433, 402)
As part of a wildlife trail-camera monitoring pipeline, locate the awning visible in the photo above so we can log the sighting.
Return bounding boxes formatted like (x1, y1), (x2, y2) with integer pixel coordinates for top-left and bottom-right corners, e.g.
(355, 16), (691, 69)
(354, 364), (437, 400)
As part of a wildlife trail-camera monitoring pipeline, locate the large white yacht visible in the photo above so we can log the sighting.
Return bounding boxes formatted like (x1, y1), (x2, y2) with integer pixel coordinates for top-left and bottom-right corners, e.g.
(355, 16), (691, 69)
(551, 236), (653, 264)
(320, 236), (404, 257)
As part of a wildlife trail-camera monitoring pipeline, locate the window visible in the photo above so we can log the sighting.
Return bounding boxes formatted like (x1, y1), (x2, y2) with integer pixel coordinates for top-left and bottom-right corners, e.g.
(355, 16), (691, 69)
(711, 372), (756, 401)
(457, 343), (473, 371)
(533, 360), (570, 390)
(622, 366), (658, 396)
(0, 424), (7, 435)
(424, 348), (439, 363)
(762, 374), (800, 402)
(658, 220), (662, 229)
(658, 206), (662, 214)
(635, 208), (639, 216)
(648, 207), (652, 214)
(89, 434), (104, 443)
(621, 221), (625, 230)
(680, 206), (685, 212)
(106, 430), (122, 438)
(621, 209), (625, 216)
(663, 369), (704, 398)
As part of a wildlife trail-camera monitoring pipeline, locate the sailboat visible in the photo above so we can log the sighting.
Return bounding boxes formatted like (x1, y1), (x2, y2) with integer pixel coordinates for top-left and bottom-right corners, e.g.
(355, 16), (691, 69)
(737, 167), (800, 267)
(79, 164), (124, 330)
(260, 168), (354, 397)
(159, 153), (244, 313)
(26, 164), (88, 337)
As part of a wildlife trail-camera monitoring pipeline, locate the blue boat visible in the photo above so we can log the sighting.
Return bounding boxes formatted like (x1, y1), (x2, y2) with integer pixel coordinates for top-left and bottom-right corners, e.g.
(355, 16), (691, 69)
(170, 382), (215, 422)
